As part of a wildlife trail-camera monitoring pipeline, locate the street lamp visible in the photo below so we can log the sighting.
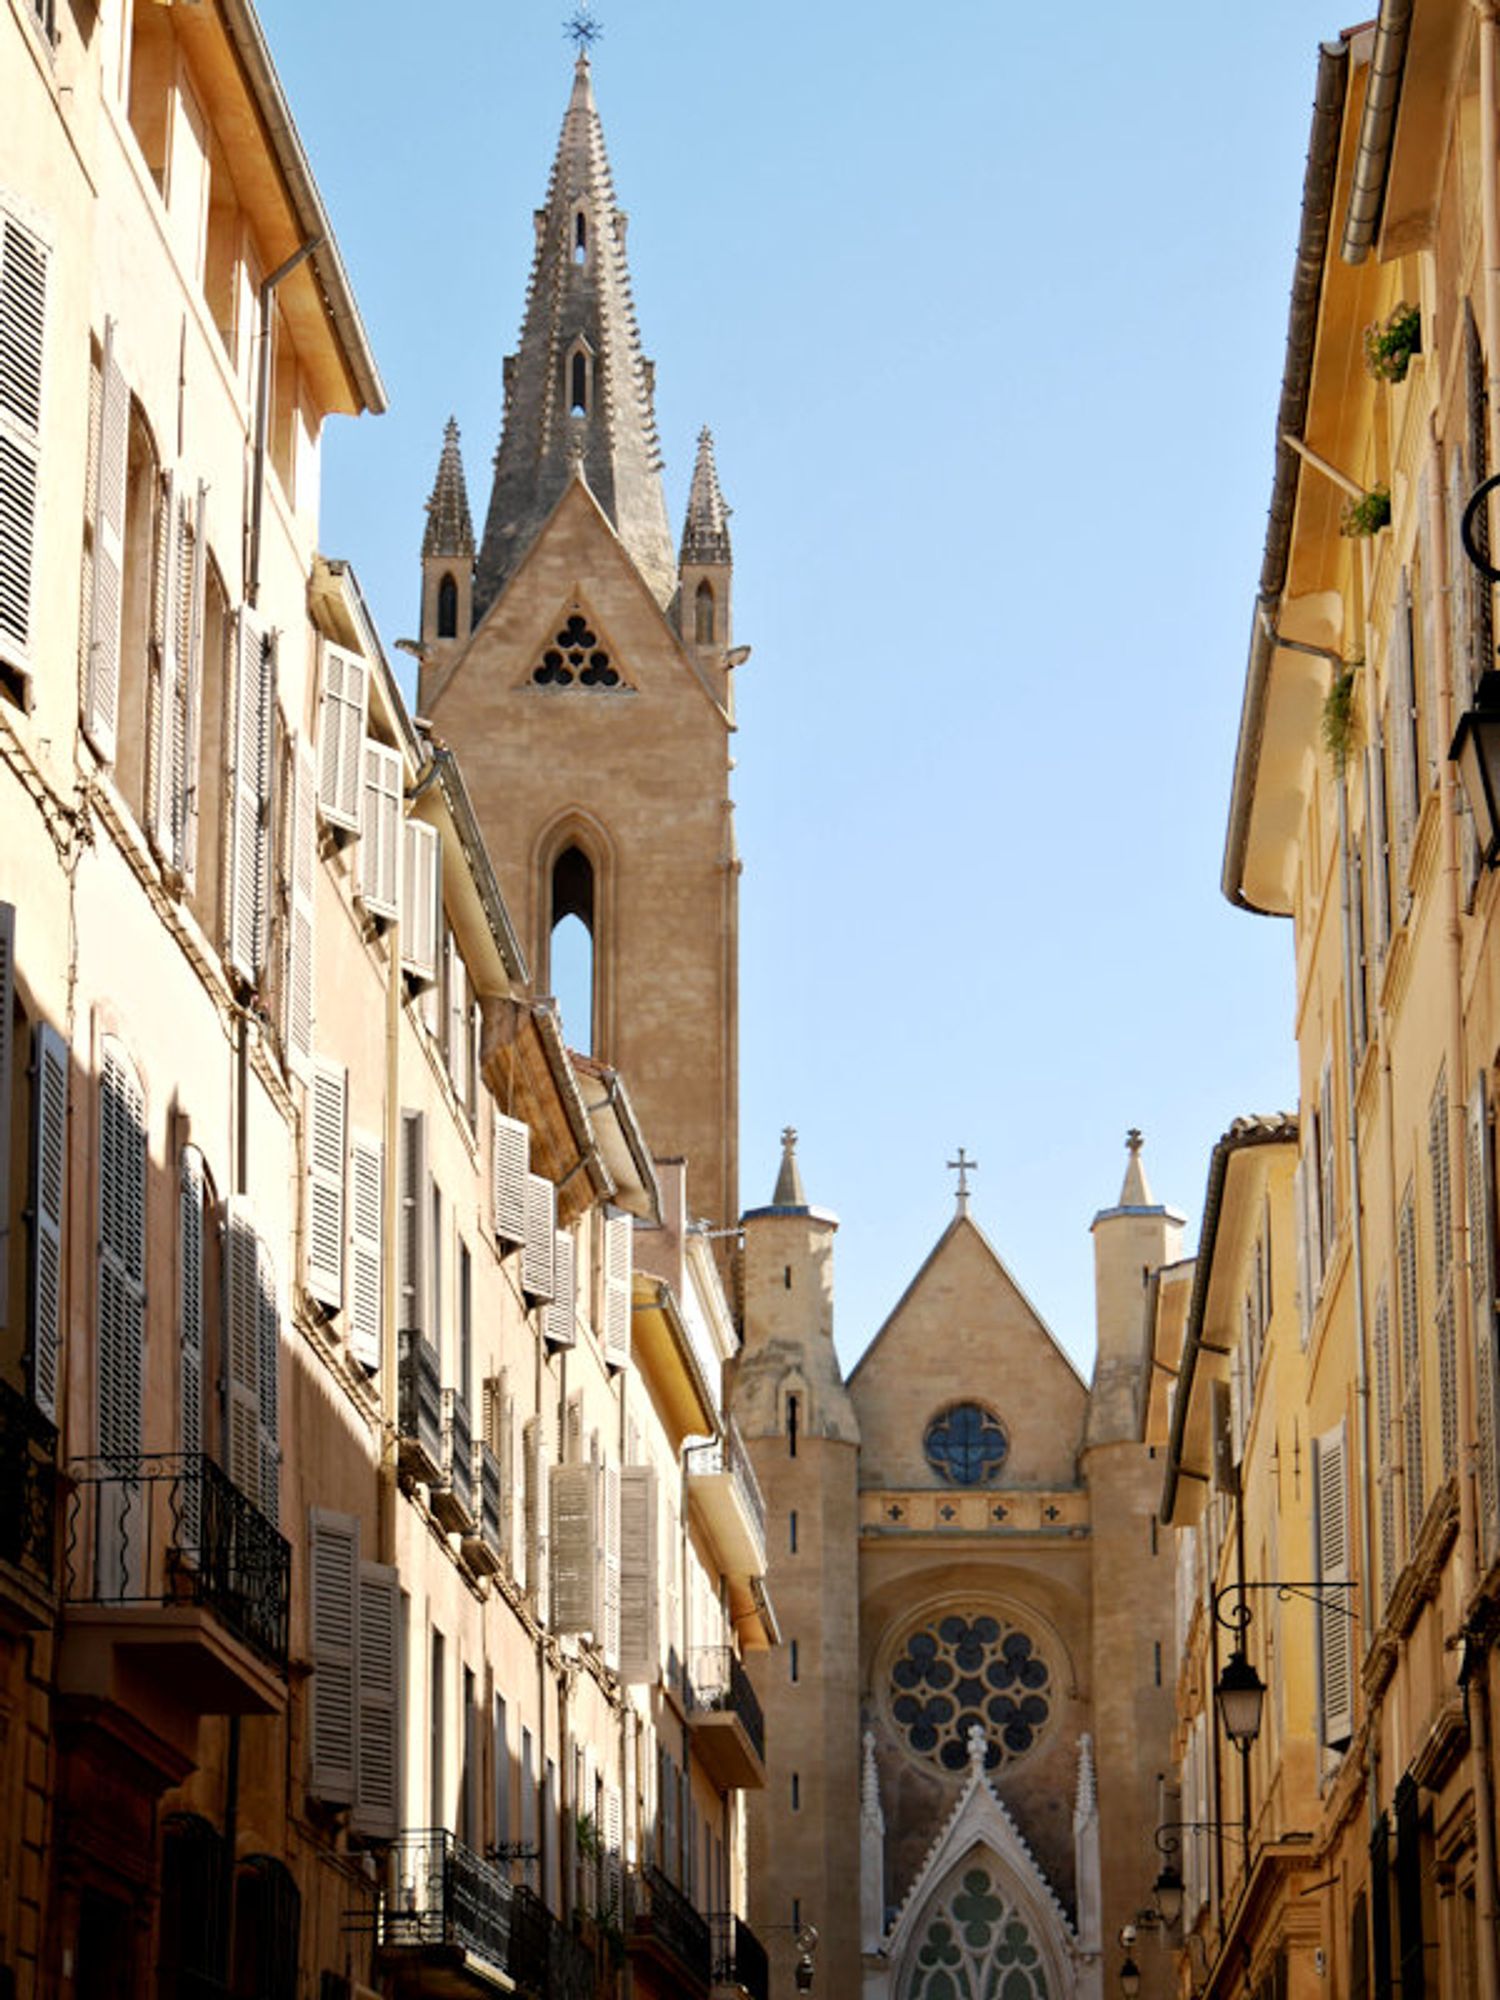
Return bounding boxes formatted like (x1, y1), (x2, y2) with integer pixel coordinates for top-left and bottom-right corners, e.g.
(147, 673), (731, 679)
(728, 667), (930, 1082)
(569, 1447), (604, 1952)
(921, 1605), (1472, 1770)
(1119, 1955), (1142, 1999)
(1450, 672), (1500, 864)
(1151, 1861), (1184, 1929)
(1213, 1648), (1267, 1751)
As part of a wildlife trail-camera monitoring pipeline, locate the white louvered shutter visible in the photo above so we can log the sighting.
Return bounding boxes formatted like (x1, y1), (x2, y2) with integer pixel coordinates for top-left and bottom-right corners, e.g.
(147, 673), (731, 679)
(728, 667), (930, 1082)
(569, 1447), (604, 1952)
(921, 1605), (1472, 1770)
(223, 1196), (262, 1503)
(178, 1147), (205, 1541)
(1366, 739), (1392, 962)
(604, 1786), (622, 1921)
(1293, 1154), (1311, 1346)
(545, 1230), (576, 1347)
(399, 1108), (429, 1337)
(98, 1038), (145, 1466)
(176, 484), (207, 889)
(443, 931), (466, 1090)
(401, 820), (440, 986)
(602, 1461), (621, 1668)
(317, 644), (367, 835)
(1314, 1424), (1354, 1747)
(353, 1560), (400, 1839)
(524, 1415), (551, 1623)
(309, 1508), (359, 1803)
(522, 1173), (556, 1303)
(28, 1020), (67, 1419)
(1318, 1055), (1337, 1258)
(551, 1462), (600, 1637)
(491, 1106), (528, 1245)
(227, 607), (273, 984)
(484, 1373), (514, 1569)
(284, 736), (317, 1080)
(305, 1059), (346, 1312)
(1468, 1079), (1500, 1562)
(357, 741), (402, 922)
(619, 1466), (658, 1683)
(0, 905), (12, 1327)
(1431, 1070), (1459, 1479)
(1373, 1282), (1398, 1602)
(0, 208), (47, 675)
(84, 322), (128, 760)
(349, 1133), (383, 1372)
(1398, 1189), (1425, 1546)
(256, 1238), (280, 1525)
(1390, 580), (1420, 898)
(1417, 465), (1439, 788)
(603, 1212), (632, 1369)
(147, 466), (179, 861)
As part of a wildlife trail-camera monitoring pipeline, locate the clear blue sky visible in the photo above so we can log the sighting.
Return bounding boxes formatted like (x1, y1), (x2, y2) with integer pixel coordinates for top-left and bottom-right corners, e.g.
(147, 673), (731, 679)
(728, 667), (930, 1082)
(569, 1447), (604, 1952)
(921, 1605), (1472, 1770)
(256, 0), (1323, 1376)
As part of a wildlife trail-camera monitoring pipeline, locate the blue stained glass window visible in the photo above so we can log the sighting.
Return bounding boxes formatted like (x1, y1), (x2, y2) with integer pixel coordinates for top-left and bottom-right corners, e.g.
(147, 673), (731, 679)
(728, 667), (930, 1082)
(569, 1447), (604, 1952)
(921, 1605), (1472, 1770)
(924, 1403), (1008, 1486)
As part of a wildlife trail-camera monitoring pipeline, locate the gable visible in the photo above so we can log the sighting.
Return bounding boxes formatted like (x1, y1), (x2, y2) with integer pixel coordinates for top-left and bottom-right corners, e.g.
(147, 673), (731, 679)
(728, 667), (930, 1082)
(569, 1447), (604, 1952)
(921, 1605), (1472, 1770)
(850, 1217), (1087, 1492)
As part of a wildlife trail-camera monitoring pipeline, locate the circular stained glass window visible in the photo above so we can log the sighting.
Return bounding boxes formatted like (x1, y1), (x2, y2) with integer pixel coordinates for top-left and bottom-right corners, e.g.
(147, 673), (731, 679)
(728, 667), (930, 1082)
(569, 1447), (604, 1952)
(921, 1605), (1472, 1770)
(924, 1403), (1008, 1486)
(888, 1613), (1052, 1773)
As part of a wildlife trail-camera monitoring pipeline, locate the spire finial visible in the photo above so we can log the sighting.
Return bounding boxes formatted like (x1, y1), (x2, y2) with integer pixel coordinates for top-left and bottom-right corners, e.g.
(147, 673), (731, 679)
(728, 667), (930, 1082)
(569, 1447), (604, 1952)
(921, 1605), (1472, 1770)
(564, 6), (602, 54)
(947, 1147), (978, 1216)
(966, 1723), (988, 1773)
(1119, 1128), (1153, 1206)
(773, 1127), (806, 1207)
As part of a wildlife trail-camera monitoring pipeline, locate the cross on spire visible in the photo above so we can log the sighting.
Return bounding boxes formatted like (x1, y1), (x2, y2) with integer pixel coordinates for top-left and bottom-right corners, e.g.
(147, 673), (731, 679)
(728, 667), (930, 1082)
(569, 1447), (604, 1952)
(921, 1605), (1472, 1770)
(564, 6), (603, 52)
(948, 1147), (978, 1215)
(1126, 1127), (1143, 1156)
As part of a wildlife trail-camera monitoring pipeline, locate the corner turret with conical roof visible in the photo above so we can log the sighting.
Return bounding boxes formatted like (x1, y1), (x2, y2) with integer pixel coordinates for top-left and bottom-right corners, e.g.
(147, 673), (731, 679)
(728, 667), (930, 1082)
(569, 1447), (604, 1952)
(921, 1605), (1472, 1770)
(473, 54), (676, 618)
(420, 417), (476, 667)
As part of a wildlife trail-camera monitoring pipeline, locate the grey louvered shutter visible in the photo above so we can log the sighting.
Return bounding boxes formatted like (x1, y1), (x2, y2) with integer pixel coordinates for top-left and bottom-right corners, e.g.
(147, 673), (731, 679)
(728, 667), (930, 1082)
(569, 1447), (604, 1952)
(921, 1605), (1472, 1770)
(1293, 1154), (1312, 1346)
(0, 905), (12, 1326)
(223, 1195), (262, 1503)
(1451, 446), (1476, 714)
(1366, 738), (1392, 962)
(1318, 1054), (1337, 1260)
(1430, 1069), (1459, 1479)
(305, 1059), (346, 1312)
(349, 1133), (383, 1372)
(317, 644), (366, 835)
(603, 1212), (632, 1369)
(602, 1461), (621, 1668)
(1314, 1424), (1354, 1748)
(524, 1414), (550, 1623)
(483, 1373), (514, 1570)
(619, 1465), (658, 1683)
(1398, 1188), (1424, 1546)
(84, 322), (128, 761)
(353, 1559), (400, 1838)
(551, 1461), (599, 1637)
(1469, 1078), (1500, 1562)
(545, 1229), (575, 1346)
(522, 1173), (556, 1303)
(1389, 579), (1420, 898)
(400, 820), (440, 986)
(283, 736), (317, 1081)
(1417, 465), (1439, 788)
(97, 1038), (145, 1466)
(1373, 1282), (1398, 1603)
(491, 1106), (528, 1245)
(28, 1020), (67, 1420)
(399, 1109), (428, 1337)
(0, 207), (47, 676)
(309, 1508), (359, 1803)
(227, 607), (272, 984)
(357, 741), (401, 922)
(178, 1147), (205, 1541)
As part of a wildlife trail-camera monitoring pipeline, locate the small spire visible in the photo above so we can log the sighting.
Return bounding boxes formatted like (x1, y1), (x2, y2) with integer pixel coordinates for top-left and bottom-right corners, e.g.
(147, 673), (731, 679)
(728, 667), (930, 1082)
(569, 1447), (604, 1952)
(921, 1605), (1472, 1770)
(966, 1723), (989, 1774)
(1119, 1127), (1153, 1206)
(773, 1126), (806, 1207)
(1072, 1733), (1097, 1830)
(423, 418), (475, 558)
(680, 426), (732, 566)
(947, 1147), (978, 1217)
(861, 1730), (884, 1830)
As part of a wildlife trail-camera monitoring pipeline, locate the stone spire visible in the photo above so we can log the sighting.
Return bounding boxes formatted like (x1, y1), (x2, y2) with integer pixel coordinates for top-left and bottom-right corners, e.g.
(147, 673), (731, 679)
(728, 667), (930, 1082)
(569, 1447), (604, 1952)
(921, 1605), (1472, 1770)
(474, 55), (676, 618)
(773, 1126), (806, 1208)
(1119, 1127), (1153, 1206)
(860, 1729), (886, 1953)
(423, 418), (475, 558)
(680, 427), (731, 566)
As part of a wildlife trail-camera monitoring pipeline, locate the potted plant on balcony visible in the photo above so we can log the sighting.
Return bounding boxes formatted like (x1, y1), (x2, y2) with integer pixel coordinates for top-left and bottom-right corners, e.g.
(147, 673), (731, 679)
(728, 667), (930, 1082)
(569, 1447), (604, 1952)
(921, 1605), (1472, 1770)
(1363, 301), (1422, 383)
(1321, 662), (1361, 773)
(1340, 485), (1391, 539)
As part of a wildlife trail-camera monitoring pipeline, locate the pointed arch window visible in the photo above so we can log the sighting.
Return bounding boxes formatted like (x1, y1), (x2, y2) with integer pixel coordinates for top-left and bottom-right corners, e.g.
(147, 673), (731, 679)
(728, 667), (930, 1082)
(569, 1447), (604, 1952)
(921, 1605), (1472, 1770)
(436, 572), (458, 640)
(574, 210), (588, 265)
(906, 1862), (1051, 2000)
(694, 580), (715, 645)
(551, 844), (595, 1055)
(570, 350), (588, 415)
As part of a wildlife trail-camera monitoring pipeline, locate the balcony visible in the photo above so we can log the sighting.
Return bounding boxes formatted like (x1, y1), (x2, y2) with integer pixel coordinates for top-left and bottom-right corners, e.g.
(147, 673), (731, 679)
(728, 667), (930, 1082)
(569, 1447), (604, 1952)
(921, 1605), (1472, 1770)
(463, 1442), (504, 1575)
(508, 1884), (595, 2000)
(62, 1453), (289, 1715)
(685, 1423), (766, 1578)
(432, 1392), (475, 1534)
(399, 1332), (444, 1486)
(626, 1864), (712, 1992)
(711, 1913), (769, 2000)
(377, 1831), (513, 1995)
(0, 1379), (58, 1628)
(688, 1647), (766, 1790)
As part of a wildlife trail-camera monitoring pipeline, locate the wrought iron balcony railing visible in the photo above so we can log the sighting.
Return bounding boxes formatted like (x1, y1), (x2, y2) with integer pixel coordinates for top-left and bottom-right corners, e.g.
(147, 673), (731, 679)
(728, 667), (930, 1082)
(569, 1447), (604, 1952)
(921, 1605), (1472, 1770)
(685, 1420), (767, 1550)
(432, 1390), (475, 1532)
(64, 1453), (290, 1669)
(507, 1883), (594, 1999)
(689, 1646), (766, 1763)
(380, 1830), (512, 1965)
(628, 1863), (712, 1987)
(464, 1440), (504, 1573)
(0, 1378), (57, 1601)
(397, 1332), (443, 1484)
(711, 1912), (770, 2000)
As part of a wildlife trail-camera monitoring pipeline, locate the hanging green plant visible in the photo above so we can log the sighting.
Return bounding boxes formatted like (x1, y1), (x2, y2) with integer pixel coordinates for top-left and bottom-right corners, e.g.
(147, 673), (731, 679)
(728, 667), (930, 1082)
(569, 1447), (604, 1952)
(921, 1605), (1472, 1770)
(1363, 301), (1422, 383)
(1321, 667), (1360, 772)
(1340, 485), (1391, 538)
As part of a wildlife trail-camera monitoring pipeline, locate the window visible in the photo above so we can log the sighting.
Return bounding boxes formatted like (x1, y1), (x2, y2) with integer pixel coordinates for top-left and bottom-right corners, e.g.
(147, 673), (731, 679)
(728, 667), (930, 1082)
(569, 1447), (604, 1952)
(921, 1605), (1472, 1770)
(694, 579), (715, 644)
(923, 1403), (1008, 1486)
(574, 210), (587, 264)
(789, 1509), (797, 1554)
(430, 1627), (445, 1830)
(532, 610), (618, 689)
(231, 1857), (300, 2000)
(98, 1037), (146, 1471)
(126, 0), (174, 197)
(570, 350), (588, 414)
(437, 572), (458, 638)
(888, 1611), (1052, 1772)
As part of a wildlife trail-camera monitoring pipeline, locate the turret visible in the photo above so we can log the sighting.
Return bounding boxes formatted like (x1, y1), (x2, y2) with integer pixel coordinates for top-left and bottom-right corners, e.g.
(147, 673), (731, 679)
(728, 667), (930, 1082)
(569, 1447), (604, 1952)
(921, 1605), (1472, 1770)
(1087, 1129), (1185, 1447)
(419, 417), (475, 683)
(677, 426), (734, 675)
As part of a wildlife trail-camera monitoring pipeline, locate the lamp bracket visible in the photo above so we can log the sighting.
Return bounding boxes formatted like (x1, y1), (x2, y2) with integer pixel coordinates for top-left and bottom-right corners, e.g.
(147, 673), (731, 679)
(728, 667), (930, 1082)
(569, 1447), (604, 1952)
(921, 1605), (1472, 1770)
(1211, 1581), (1358, 1636)
(1461, 473), (1500, 584)
(1154, 1819), (1249, 1855)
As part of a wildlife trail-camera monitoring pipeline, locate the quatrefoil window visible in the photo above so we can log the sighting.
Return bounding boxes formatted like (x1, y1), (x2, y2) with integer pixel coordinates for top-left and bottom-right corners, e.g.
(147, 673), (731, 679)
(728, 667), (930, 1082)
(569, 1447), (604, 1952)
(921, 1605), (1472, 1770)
(532, 612), (620, 688)
(924, 1403), (1008, 1486)
(889, 1614), (1052, 1773)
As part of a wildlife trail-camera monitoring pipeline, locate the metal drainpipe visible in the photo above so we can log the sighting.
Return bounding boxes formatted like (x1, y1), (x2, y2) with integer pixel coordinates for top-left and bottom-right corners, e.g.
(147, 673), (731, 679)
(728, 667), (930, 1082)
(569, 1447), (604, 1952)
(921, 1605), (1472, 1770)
(247, 238), (320, 610)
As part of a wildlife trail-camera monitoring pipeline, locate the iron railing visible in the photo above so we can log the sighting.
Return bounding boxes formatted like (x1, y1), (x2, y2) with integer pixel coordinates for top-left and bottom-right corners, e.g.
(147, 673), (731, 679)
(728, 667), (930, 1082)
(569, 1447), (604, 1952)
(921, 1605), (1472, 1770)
(380, 1831), (512, 1965)
(689, 1646), (766, 1763)
(0, 1379), (57, 1597)
(628, 1864), (712, 1987)
(398, 1332), (443, 1482)
(685, 1420), (767, 1551)
(64, 1452), (290, 1668)
(432, 1390), (474, 1530)
(711, 1912), (770, 2000)
(507, 1884), (595, 1999)
(465, 1441), (504, 1571)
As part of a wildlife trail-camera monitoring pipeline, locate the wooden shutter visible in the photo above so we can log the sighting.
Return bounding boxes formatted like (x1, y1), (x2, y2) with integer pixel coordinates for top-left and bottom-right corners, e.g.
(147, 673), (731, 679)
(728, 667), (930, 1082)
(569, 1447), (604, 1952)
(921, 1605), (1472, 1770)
(399, 1108), (428, 1337)
(176, 484), (207, 889)
(1366, 738), (1392, 963)
(484, 1373), (514, 1570)
(0, 904), (12, 1329)
(226, 606), (272, 984)
(1293, 1153), (1312, 1346)
(1318, 1054), (1337, 1259)
(545, 1230), (576, 1347)
(97, 1038), (145, 1466)
(522, 1173), (556, 1302)
(147, 466), (179, 861)
(1467, 304), (1495, 686)
(178, 1148), (205, 1541)
(84, 321), (127, 760)
(357, 741), (401, 922)
(1373, 1282), (1398, 1603)
(0, 207), (47, 674)
(1398, 1188), (1424, 1546)
(1417, 464), (1439, 788)
(349, 1133), (383, 1372)
(283, 736), (317, 1080)
(1468, 1078), (1500, 1563)
(603, 1212), (632, 1369)
(1451, 446), (1476, 714)
(28, 1020), (67, 1420)
(401, 820), (440, 987)
(491, 1106), (529, 1245)
(525, 1415), (551, 1623)
(256, 1237), (280, 1524)
(619, 1466), (658, 1683)
(1314, 1424), (1354, 1747)
(551, 1461), (600, 1637)
(317, 643), (367, 835)
(1430, 1069), (1459, 1479)
(223, 1195), (262, 1503)
(602, 1461), (621, 1668)
(443, 930), (466, 1091)
(353, 1560), (400, 1839)
(1389, 579), (1420, 898)
(305, 1059), (346, 1312)
(309, 1508), (359, 1803)
(604, 1786), (622, 1922)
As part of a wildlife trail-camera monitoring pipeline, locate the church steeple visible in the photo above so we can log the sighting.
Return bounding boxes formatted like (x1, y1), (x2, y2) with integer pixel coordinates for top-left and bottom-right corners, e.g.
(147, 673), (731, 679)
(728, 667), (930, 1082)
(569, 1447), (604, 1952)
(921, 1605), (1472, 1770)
(423, 417), (475, 560)
(474, 54), (676, 619)
(421, 417), (475, 656)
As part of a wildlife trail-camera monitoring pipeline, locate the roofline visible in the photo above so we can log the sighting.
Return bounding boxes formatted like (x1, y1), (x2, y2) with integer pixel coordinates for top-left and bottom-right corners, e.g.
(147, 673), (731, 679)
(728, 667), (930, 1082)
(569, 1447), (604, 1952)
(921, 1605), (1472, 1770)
(1340, 0), (1413, 264)
(220, 0), (387, 415)
(425, 746), (529, 984)
(1221, 38), (1349, 913)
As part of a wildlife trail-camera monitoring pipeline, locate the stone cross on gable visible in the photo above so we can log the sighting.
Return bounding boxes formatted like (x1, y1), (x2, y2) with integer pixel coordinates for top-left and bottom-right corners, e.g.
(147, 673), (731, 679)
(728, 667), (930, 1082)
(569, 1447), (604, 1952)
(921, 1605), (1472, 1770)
(948, 1148), (978, 1215)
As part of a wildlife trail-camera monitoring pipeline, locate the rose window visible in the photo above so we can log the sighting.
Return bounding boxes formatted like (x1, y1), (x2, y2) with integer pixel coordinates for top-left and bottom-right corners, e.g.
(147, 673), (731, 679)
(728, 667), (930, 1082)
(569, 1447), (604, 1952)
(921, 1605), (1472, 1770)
(924, 1403), (1008, 1486)
(532, 612), (620, 687)
(889, 1614), (1052, 1772)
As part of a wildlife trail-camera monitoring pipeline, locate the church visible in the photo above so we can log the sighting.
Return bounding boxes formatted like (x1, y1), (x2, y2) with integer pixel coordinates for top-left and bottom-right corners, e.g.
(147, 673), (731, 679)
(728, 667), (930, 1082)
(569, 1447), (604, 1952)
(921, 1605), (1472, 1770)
(412, 50), (1183, 2000)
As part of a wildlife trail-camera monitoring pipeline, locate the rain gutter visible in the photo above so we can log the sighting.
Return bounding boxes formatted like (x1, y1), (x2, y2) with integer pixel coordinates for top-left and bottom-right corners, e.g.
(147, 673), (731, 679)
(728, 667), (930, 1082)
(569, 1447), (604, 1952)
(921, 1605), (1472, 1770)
(1340, 0), (1414, 265)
